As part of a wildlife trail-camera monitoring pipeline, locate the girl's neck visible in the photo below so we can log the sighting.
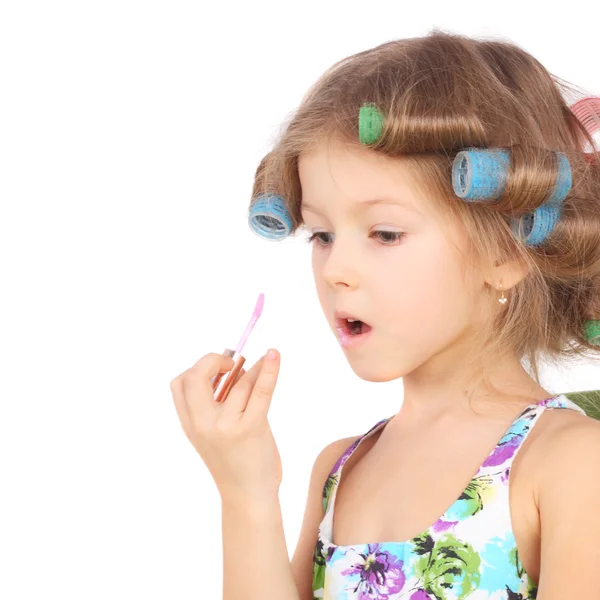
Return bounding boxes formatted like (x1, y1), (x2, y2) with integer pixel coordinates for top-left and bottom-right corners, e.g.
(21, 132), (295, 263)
(399, 353), (551, 425)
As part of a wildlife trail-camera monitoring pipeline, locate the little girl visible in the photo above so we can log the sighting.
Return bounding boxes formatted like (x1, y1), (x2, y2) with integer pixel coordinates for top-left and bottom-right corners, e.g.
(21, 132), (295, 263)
(170, 30), (600, 599)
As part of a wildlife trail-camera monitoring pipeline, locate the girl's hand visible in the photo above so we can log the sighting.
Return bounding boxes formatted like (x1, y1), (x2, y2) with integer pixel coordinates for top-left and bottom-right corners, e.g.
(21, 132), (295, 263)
(170, 349), (282, 502)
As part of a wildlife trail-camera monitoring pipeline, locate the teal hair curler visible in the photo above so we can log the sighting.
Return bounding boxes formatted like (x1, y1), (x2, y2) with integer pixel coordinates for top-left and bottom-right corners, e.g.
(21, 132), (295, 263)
(248, 193), (294, 241)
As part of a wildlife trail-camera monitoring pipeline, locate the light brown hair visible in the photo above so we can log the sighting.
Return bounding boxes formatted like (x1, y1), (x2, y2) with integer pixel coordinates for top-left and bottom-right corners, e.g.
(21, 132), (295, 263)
(249, 29), (600, 397)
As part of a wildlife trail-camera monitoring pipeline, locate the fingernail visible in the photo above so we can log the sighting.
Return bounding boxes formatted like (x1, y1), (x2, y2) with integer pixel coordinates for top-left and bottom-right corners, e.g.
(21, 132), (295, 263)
(267, 349), (278, 360)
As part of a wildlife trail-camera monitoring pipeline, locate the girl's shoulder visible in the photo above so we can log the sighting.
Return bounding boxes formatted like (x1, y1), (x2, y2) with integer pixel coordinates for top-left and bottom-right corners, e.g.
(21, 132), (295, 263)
(533, 397), (599, 443)
(525, 399), (600, 491)
(529, 405), (600, 586)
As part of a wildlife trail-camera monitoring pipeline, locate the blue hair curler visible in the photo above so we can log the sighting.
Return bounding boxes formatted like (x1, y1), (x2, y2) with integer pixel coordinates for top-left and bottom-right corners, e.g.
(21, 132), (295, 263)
(248, 193), (294, 241)
(452, 148), (572, 246)
(452, 148), (511, 201)
(509, 204), (562, 247)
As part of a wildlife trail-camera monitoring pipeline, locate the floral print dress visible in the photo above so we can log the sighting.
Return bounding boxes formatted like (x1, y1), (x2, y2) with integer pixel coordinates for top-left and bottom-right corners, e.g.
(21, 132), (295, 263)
(312, 394), (587, 600)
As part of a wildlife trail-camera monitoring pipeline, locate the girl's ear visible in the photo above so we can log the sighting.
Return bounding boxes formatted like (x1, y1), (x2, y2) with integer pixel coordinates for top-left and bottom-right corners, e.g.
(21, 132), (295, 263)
(485, 256), (530, 292)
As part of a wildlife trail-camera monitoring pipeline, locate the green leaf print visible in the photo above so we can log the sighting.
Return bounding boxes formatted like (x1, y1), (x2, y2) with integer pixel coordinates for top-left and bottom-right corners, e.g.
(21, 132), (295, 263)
(414, 533), (481, 599)
(526, 575), (538, 598)
(447, 475), (493, 521)
(413, 533), (435, 555)
(322, 474), (338, 512)
(509, 546), (521, 577)
(312, 538), (326, 599)
(508, 546), (538, 599)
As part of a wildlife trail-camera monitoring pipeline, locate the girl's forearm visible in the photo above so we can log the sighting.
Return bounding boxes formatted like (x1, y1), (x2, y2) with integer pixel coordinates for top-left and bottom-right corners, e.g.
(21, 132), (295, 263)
(221, 494), (302, 600)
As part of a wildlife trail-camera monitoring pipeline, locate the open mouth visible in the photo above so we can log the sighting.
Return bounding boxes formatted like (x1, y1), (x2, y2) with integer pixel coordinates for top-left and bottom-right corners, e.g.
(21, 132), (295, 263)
(339, 318), (373, 336)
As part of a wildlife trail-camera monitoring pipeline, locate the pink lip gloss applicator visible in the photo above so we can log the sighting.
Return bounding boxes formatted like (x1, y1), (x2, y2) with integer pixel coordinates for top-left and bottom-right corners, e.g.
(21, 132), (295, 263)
(211, 292), (265, 403)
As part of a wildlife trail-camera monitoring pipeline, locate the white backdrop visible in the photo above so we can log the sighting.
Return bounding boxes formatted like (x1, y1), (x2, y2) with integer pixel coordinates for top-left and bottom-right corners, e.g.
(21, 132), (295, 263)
(1, 1), (598, 598)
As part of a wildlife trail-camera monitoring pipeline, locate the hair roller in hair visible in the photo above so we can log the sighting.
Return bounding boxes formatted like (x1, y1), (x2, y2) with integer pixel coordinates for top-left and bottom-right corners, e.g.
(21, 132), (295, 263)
(359, 104), (385, 145)
(584, 319), (600, 346)
(509, 204), (562, 247)
(451, 148), (571, 204)
(452, 148), (572, 246)
(248, 193), (293, 241)
(510, 151), (572, 246)
(570, 96), (600, 143)
(452, 148), (511, 201)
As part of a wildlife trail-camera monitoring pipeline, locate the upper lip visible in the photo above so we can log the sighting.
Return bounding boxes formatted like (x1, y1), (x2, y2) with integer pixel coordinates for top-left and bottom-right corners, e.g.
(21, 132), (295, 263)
(334, 310), (368, 327)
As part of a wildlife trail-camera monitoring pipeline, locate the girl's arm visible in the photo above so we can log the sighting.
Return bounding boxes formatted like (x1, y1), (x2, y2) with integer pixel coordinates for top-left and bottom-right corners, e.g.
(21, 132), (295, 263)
(535, 417), (600, 598)
(290, 435), (363, 600)
(221, 492), (301, 600)
(221, 434), (358, 600)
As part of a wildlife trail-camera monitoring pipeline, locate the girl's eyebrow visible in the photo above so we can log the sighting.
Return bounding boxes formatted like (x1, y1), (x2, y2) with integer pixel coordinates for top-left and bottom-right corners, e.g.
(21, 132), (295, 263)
(302, 197), (421, 216)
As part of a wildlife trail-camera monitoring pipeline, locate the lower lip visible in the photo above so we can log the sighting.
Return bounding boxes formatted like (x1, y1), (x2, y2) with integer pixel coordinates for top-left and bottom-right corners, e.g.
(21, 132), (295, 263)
(336, 325), (373, 349)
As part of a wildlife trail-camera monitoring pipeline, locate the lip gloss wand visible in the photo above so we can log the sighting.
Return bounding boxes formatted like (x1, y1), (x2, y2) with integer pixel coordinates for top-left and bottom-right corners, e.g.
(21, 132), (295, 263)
(210, 292), (265, 403)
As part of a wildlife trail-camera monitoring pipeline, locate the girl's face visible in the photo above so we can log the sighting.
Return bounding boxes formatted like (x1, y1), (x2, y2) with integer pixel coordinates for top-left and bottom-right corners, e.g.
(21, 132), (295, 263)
(298, 137), (487, 383)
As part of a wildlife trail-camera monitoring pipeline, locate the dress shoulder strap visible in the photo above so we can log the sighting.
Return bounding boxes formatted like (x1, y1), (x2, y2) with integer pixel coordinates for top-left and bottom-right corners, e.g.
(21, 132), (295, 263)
(479, 393), (588, 474)
(540, 394), (588, 415)
(321, 417), (390, 513)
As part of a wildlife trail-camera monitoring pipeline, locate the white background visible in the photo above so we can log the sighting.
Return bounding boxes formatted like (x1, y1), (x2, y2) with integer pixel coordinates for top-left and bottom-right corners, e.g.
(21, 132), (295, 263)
(1, 1), (599, 598)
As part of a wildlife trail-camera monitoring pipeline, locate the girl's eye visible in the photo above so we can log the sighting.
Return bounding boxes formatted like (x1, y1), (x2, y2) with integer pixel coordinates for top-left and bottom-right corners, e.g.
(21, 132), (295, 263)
(305, 231), (404, 247)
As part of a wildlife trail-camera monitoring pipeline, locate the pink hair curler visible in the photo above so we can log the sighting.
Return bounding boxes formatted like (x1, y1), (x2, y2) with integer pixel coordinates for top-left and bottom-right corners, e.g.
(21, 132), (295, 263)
(570, 96), (600, 160)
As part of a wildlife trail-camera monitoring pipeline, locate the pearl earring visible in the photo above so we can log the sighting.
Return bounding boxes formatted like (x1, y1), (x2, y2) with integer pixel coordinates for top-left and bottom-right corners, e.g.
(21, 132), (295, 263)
(498, 281), (507, 305)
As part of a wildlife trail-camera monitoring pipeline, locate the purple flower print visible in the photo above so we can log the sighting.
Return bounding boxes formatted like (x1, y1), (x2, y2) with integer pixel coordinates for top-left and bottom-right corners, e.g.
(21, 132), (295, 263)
(410, 590), (434, 600)
(331, 441), (359, 474)
(431, 518), (458, 533)
(482, 434), (521, 468)
(340, 543), (406, 599)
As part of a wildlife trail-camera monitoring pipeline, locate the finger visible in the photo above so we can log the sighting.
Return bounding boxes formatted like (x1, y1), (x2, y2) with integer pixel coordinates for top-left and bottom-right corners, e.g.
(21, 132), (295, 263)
(244, 349), (280, 424)
(202, 353), (235, 383)
(178, 353), (235, 395)
(170, 377), (192, 438)
(222, 355), (266, 416)
(178, 352), (234, 380)
(184, 353), (235, 416)
(233, 368), (246, 385)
